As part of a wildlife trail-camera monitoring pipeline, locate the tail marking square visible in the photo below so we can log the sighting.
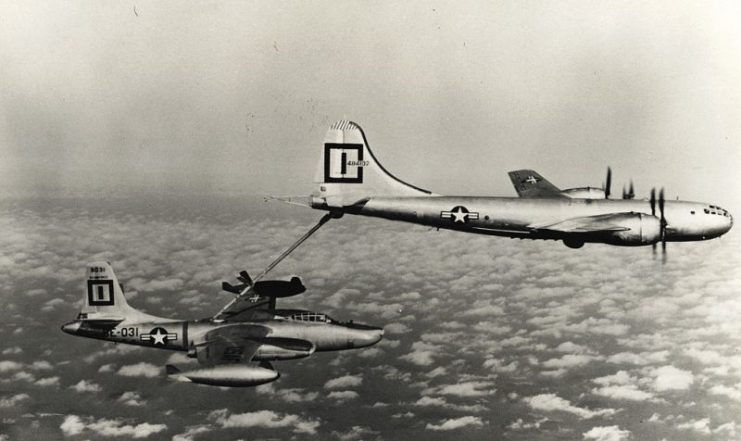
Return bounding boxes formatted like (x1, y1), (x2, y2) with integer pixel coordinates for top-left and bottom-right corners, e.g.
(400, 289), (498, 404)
(87, 280), (114, 306)
(324, 144), (364, 183)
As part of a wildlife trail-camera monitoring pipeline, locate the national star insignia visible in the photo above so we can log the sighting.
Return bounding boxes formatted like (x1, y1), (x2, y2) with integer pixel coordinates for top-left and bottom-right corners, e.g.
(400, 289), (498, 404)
(440, 206), (480, 224)
(140, 327), (178, 346)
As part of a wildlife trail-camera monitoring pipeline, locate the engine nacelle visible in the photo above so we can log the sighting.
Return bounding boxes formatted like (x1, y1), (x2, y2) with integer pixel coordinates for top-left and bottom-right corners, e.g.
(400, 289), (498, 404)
(560, 187), (606, 199)
(253, 337), (315, 361)
(605, 213), (661, 246)
(168, 364), (279, 387)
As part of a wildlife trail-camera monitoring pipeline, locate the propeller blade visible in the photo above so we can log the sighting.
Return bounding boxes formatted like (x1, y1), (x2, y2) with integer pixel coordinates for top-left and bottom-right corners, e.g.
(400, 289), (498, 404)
(650, 188), (656, 216)
(661, 239), (667, 264)
(605, 167), (612, 199)
(658, 188), (667, 264)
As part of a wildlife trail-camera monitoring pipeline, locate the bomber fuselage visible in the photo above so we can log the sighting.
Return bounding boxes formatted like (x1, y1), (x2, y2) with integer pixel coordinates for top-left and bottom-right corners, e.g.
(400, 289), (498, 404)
(319, 196), (732, 245)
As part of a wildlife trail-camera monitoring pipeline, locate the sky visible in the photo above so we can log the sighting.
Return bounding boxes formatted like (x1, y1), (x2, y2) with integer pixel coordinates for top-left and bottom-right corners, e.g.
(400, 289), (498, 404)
(0, 197), (740, 441)
(0, 1), (740, 208)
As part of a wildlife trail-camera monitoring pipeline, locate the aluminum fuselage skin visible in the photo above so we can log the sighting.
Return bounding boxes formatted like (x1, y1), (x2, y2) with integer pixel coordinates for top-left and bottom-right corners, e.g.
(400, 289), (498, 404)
(62, 316), (383, 354)
(313, 196), (732, 245)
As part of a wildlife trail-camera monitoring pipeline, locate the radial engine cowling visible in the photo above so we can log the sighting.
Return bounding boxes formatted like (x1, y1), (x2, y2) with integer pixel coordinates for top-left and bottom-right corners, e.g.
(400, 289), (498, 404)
(167, 364), (279, 387)
(605, 213), (661, 246)
(560, 187), (606, 199)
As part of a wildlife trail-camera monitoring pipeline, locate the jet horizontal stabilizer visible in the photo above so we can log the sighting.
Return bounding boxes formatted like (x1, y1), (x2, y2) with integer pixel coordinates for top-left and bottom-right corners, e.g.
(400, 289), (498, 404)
(221, 282), (246, 294)
(253, 276), (306, 298)
(238, 271), (253, 286)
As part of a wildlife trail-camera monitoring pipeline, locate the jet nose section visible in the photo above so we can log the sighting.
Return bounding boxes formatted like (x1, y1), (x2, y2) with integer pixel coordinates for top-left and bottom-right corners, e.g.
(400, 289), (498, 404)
(356, 327), (384, 348)
(367, 327), (384, 346)
(61, 321), (81, 335)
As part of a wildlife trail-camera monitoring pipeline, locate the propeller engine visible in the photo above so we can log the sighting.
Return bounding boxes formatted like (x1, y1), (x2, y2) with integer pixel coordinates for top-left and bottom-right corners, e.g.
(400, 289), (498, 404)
(622, 181), (635, 199)
(603, 167), (612, 199)
(649, 188), (668, 262)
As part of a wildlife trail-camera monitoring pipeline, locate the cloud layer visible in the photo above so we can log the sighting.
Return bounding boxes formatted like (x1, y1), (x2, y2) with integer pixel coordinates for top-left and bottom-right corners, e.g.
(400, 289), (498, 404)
(0, 196), (739, 440)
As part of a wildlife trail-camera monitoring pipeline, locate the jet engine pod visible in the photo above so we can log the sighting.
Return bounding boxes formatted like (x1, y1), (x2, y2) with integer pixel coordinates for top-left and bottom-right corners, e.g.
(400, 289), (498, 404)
(253, 337), (315, 361)
(166, 364), (279, 387)
(253, 276), (306, 298)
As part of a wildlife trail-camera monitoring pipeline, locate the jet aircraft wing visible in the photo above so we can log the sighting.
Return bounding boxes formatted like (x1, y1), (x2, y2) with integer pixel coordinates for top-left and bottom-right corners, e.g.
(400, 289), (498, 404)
(528, 213), (632, 233)
(214, 292), (271, 323)
(196, 324), (315, 366)
(508, 169), (564, 198)
(196, 324), (271, 365)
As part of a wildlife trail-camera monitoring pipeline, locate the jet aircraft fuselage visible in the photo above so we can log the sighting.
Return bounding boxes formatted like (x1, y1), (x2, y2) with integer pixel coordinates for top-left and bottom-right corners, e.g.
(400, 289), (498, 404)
(62, 262), (383, 387)
(62, 312), (383, 355)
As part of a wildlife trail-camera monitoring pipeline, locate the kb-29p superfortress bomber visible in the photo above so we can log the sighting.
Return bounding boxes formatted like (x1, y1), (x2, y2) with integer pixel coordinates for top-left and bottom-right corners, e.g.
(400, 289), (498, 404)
(62, 262), (383, 387)
(282, 120), (733, 260)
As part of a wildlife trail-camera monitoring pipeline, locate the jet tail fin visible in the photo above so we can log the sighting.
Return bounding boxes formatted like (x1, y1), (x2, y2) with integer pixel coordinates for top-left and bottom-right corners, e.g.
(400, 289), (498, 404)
(80, 262), (135, 321)
(76, 262), (168, 324)
(312, 121), (434, 209)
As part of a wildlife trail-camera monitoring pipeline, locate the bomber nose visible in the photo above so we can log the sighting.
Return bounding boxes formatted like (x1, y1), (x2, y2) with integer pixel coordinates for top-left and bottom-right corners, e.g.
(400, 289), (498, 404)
(61, 321), (81, 334)
(726, 211), (733, 232)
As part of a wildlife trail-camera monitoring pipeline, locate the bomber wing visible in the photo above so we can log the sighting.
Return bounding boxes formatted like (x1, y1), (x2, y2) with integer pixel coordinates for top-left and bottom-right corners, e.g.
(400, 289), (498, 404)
(508, 169), (564, 198)
(528, 213), (632, 233)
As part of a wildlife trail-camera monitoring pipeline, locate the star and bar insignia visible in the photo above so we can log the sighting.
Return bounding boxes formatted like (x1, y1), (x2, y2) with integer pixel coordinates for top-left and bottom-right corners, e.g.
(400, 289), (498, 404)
(141, 327), (178, 346)
(440, 206), (479, 224)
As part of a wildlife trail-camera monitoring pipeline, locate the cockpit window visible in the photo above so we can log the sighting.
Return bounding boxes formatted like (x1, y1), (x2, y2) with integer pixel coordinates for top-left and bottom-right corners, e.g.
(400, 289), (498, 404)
(289, 312), (332, 323)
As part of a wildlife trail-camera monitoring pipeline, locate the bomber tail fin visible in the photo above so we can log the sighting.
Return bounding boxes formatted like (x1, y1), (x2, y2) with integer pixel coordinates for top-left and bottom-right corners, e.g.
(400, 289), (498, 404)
(311, 121), (433, 209)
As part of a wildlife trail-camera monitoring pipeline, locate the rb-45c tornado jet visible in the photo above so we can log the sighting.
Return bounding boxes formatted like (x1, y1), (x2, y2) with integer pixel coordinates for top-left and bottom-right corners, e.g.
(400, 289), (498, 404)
(62, 262), (383, 387)
(294, 120), (732, 256)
